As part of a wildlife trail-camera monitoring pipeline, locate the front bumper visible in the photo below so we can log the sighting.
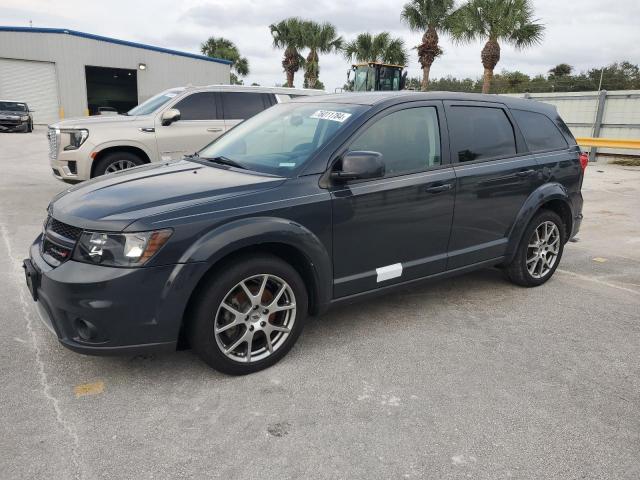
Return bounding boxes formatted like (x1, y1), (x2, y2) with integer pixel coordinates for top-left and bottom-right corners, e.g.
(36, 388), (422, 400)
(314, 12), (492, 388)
(25, 235), (205, 356)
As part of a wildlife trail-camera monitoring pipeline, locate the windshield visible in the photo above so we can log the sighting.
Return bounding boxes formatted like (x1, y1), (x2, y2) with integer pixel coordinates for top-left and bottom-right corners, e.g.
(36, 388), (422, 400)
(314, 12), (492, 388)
(127, 88), (184, 116)
(0, 102), (27, 112)
(199, 102), (367, 176)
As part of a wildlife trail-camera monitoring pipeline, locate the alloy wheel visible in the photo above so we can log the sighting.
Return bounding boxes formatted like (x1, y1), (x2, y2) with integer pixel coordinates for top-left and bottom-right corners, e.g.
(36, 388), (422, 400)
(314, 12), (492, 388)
(105, 159), (137, 173)
(526, 221), (560, 279)
(214, 274), (296, 363)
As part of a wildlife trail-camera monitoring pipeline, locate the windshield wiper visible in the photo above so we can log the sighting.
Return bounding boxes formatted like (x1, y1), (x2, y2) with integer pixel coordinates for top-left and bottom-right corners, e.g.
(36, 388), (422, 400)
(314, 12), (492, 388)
(183, 152), (200, 159)
(202, 155), (248, 170)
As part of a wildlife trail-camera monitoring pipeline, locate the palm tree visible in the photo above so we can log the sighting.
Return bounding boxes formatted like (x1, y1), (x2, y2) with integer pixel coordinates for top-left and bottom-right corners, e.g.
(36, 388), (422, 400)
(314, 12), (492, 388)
(450, 0), (544, 93)
(300, 20), (342, 89)
(548, 63), (572, 78)
(200, 37), (249, 85)
(343, 32), (408, 66)
(269, 18), (306, 87)
(401, 0), (456, 91)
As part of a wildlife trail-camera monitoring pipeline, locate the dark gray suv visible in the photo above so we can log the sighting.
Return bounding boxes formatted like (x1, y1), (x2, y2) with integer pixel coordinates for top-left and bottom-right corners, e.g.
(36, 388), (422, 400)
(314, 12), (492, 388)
(24, 92), (585, 375)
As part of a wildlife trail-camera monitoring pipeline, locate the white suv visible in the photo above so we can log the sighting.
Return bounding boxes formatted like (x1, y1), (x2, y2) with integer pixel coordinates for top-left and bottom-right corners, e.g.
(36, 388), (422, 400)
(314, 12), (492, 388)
(48, 85), (324, 183)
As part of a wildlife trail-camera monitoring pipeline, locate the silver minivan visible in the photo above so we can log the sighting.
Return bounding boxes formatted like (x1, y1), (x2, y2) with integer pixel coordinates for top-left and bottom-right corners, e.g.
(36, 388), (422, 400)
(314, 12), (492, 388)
(48, 85), (324, 182)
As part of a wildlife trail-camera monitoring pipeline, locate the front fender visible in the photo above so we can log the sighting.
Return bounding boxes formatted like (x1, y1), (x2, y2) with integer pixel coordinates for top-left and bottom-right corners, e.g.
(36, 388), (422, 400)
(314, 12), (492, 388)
(180, 216), (333, 312)
(505, 182), (573, 263)
(92, 139), (155, 161)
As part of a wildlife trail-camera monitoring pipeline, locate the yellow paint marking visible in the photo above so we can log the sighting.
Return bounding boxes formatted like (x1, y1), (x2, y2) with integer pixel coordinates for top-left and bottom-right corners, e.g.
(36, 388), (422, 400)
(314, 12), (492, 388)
(74, 381), (104, 398)
(592, 257), (608, 263)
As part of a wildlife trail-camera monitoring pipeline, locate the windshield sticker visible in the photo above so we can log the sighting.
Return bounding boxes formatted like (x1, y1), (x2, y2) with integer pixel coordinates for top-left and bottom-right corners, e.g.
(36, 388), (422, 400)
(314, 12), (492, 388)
(279, 162), (296, 167)
(310, 110), (352, 123)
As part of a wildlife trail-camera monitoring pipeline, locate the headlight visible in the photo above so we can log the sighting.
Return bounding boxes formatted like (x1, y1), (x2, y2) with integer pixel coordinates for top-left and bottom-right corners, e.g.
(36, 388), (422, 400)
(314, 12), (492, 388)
(62, 129), (89, 150)
(73, 229), (172, 267)
(20, 115), (29, 121)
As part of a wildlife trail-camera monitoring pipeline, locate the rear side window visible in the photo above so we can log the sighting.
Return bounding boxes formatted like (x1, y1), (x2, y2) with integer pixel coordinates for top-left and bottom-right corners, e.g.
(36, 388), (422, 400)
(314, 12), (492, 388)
(173, 92), (218, 120)
(448, 106), (516, 162)
(512, 109), (568, 152)
(221, 92), (270, 120)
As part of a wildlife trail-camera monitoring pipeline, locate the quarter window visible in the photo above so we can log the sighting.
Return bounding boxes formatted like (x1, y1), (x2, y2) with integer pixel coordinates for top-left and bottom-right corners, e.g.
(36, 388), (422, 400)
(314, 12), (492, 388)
(448, 106), (516, 162)
(349, 107), (441, 176)
(172, 92), (218, 120)
(512, 109), (568, 152)
(221, 92), (270, 120)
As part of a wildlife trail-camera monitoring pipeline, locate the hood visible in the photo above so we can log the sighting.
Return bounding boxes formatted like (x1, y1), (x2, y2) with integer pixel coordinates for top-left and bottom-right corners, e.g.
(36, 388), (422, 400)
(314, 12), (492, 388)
(50, 160), (285, 231)
(0, 110), (27, 117)
(50, 114), (148, 129)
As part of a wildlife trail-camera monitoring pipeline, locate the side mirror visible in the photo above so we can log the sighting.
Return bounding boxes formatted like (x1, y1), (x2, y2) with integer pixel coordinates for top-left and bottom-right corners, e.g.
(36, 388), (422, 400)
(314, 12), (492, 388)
(331, 151), (385, 182)
(161, 108), (181, 126)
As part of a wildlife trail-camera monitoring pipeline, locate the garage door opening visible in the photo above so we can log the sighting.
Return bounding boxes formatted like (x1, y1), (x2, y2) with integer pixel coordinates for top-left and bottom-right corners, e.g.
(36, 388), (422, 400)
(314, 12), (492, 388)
(85, 66), (138, 115)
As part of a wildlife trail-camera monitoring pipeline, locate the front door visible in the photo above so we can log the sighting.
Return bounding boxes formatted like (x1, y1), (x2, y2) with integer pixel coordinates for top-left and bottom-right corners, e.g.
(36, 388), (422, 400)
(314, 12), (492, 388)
(444, 101), (542, 269)
(330, 103), (456, 298)
(155, 91), (226, 161)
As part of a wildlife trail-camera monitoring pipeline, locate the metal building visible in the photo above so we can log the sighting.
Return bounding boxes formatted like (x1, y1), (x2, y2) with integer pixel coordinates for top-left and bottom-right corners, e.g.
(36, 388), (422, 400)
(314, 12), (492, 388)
(0, 26), (231, 124)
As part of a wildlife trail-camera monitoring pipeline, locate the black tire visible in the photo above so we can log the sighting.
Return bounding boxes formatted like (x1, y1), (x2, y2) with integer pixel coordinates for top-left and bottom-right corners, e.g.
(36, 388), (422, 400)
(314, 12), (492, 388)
(93, 151), (144, 177)
(506, 210), (566, 287)
(26, 121), (33, 133)
(187, 254), (308, 375)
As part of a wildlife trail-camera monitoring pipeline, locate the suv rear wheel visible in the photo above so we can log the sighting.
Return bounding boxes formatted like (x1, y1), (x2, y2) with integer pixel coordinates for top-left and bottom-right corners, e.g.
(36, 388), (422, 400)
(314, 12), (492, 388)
(187, 254), (308, 375)
(506, 210), (566, 287)
(93, 151), (144, 177)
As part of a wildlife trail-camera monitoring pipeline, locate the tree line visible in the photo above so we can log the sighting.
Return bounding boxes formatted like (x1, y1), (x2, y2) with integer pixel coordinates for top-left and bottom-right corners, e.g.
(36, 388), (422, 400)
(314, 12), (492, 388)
(409, 61), (640, 93)
(194, 0), (637, 95)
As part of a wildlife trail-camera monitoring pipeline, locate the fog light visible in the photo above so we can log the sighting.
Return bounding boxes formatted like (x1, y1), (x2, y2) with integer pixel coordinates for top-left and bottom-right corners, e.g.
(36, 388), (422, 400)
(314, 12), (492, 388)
(68, 161), (77, 174)
(74, 318), (98, 341)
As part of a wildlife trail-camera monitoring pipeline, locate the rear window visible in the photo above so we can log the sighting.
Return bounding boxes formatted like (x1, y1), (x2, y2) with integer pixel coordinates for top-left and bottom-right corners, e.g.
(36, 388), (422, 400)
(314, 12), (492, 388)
(512, 109), (569, 152)
(221, 92), (270, 120)
(448, 106), (517, 162)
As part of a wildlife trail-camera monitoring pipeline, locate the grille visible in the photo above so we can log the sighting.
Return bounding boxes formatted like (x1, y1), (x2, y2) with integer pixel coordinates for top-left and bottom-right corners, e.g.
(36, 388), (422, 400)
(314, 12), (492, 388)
(42, 216), (82, 266)
(0, 117), (21, 125)
(48, 217), (82, 241)
(48, 128), (59, 160)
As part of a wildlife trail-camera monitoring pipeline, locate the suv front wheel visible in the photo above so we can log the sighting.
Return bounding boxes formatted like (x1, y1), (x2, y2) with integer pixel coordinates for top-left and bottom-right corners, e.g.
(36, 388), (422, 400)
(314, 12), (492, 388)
(93, 151), (144, 177)
(506, 210), (566, 287)
(187, 254), (308, 375)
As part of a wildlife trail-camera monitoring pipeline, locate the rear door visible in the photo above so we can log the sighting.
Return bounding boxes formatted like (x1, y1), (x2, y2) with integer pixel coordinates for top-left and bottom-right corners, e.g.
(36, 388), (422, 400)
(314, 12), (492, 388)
(154, 91), (225, 160)
(221, 92), (275, 131)
(444, 101), (542, 269)
(331, 102), (456, 297)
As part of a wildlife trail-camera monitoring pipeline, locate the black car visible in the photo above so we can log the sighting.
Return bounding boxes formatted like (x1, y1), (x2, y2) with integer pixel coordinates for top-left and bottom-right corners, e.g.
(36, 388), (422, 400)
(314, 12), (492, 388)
(0, 100), (33, 132)
(24, 92), (585, 374)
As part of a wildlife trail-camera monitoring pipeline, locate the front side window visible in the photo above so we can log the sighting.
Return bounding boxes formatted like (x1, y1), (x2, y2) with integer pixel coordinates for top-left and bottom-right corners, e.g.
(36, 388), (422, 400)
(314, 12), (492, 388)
(221, 92), (269, 120)
(349, 107), (441, 176)
(512, 109), (568, 152)
(172, 92), (218, 121)
(198, 102), (367, 176)
(448, 106), (516, 162)
(127, 88), (184, 116)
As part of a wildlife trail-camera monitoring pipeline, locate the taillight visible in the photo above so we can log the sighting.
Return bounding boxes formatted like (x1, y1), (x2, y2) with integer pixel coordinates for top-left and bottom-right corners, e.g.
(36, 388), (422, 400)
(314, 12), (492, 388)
(579, 152), (589, 172)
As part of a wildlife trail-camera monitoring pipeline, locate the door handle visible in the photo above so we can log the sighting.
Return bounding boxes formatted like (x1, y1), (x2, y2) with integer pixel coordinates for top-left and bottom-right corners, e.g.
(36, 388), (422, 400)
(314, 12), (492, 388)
(515, 169), (536, 177)
(139, 127), (155, 133)
(424, 183), (453, 194)
(207, 127), (223, 132)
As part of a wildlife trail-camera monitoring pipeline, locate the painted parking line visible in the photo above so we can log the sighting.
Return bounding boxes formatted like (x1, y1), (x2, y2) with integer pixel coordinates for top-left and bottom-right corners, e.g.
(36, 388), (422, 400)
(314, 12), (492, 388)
(74, 381), (105, 398)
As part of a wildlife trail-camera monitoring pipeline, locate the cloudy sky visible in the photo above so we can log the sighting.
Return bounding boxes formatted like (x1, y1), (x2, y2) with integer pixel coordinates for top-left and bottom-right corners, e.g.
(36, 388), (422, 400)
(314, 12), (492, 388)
(2, 0), (639, 91)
